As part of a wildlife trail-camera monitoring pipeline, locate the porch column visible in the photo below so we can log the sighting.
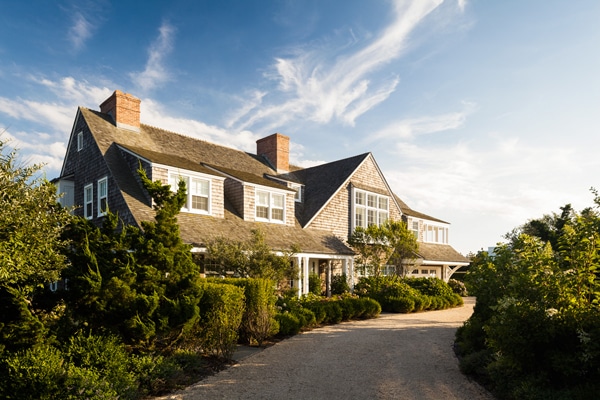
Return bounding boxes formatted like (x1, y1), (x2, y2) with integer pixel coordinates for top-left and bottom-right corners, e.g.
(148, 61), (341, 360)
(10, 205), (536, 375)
(295, 256), (302, 297)
(302, 256), (310, 295)
(348, 256), (355, 290)
(326, 260), (332, 297)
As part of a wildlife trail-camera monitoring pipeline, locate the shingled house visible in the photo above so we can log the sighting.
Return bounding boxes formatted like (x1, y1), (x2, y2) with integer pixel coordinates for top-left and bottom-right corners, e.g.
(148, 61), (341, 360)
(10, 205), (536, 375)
(55, 90), (469, 295)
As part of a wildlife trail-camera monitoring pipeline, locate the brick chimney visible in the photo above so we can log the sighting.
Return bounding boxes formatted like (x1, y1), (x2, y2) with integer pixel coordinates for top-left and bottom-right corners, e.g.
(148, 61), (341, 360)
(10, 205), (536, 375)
(256, 133), (290, 173)
(99, 90), (141, 132)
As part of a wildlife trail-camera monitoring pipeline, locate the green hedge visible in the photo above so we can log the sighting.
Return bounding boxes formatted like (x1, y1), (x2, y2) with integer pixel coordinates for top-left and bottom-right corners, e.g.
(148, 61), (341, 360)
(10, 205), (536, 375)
(355, 276), (463, 313)
(197, 282), (245, 360)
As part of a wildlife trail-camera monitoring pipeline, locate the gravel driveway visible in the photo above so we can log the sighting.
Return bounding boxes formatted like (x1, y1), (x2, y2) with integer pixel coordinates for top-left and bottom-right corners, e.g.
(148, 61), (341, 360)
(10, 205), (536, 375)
(156, 297), (493, 400)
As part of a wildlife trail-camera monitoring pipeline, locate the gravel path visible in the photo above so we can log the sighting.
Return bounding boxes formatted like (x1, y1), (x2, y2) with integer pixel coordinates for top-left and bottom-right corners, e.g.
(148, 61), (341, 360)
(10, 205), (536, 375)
(155, 297), (493, 400)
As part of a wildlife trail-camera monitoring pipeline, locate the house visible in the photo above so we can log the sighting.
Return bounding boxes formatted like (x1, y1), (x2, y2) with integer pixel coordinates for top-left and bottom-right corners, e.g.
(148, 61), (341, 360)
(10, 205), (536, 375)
(55, 90), (469, 296)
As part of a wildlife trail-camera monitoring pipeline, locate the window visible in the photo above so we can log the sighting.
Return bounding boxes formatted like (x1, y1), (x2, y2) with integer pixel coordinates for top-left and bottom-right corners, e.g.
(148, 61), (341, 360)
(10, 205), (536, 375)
(256, 190), (285, 223)
(423, 224), (449, 244)
(97, 177), (108, 216)
(77, 131), (83, 151)
(84, 184), (93, 219)
(353, 189), (389, 229)
(290, 183), (302, 202)
(169, 173), (211, 214)
(411, 221), (419, 238)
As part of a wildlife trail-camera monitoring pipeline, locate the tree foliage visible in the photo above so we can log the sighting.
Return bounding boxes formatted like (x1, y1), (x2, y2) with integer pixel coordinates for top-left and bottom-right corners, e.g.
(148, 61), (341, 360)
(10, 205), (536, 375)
(457, 189), (600, 398)
(0, 139), (71, 294)
(348, 219), (418, 277)
(205, 229), (299, 283)
(0, 138), (72, 353)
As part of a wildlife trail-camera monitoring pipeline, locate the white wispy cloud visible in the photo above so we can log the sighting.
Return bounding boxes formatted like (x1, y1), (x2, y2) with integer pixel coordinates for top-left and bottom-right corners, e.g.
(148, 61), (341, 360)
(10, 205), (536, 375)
(368, 101), (475, 142)
(68, 12), (94, 51)
(130, 22), (176, 92)
(232, 0), (445, 131)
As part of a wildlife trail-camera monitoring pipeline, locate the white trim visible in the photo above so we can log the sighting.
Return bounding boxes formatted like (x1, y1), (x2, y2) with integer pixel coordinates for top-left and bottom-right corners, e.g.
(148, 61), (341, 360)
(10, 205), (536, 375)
(255, 189), (285, 223)
(169, 172), (212, 215)
(77, 131), (83, 151)
(97, 176), (108, 217)
(84, 183), (93, 219)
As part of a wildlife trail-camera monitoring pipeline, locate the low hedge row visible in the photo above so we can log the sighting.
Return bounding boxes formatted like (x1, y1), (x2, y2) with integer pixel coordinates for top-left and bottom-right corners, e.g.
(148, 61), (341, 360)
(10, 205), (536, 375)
(275, 293), (381, 336)
(355, 276), (463, 313)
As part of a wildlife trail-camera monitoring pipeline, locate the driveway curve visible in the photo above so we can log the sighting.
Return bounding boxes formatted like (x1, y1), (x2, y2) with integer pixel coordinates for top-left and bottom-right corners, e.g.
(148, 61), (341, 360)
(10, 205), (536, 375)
(156, 297), (493, 400)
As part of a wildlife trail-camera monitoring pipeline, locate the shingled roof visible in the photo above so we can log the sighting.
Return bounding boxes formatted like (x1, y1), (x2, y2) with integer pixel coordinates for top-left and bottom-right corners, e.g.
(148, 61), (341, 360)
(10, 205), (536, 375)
(78, 107), (352, 255)
(416, 242), (470, 264)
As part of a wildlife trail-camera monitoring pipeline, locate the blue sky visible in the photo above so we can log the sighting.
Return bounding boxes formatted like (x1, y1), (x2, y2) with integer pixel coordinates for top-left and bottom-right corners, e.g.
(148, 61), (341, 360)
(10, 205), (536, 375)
(1, 0), (599, 255)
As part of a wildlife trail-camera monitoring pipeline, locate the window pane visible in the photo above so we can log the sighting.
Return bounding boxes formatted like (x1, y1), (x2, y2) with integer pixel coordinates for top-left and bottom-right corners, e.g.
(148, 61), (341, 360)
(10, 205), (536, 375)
(192, 195), (208, 211)
(378, 197), (388, 210)
(355, 208), (365, 228)
(192, 178), (209, 196)
(355, 191), (365, 205)
(378, 211), (388, 224)
(100, 198), (107, 213)
(367, 209), (376, 226)
(272, 208), (284, 221)
(367, 194), (376, 207)
(256, 206), (269, 219)
(257, 191), (269, 206)
(272, 194), (284, 208)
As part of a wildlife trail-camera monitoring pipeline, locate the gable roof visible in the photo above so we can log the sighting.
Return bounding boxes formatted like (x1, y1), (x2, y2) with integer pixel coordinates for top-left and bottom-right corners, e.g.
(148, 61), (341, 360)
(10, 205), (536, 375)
(277, 153), (370, 226)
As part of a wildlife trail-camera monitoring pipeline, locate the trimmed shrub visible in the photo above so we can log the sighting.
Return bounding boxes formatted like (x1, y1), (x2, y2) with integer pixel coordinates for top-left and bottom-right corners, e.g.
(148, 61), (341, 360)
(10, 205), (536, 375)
(387, 296), (415, 313)
(198, 283), (245, 360)
(359, 297), (382, 319)
(330, 274), (351, 295)
(276, 312), (302, 336)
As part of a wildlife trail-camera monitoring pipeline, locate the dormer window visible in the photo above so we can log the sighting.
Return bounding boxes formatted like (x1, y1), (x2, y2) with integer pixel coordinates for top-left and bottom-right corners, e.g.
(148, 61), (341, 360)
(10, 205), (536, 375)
(256, 190), (285, 223)
(169, 172), (211, 214)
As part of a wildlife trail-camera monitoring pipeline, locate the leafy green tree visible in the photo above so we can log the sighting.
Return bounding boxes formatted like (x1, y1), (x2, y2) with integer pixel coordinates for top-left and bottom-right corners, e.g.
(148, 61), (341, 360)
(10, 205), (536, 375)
(205, 229), (299, 284)
(458, 191), (600, 398)
(0, 138), (72, 352)
(348, 220), (418, 278)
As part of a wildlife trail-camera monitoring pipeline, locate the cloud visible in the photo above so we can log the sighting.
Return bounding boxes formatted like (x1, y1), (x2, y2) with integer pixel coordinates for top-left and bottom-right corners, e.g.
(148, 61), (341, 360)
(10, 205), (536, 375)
(130, 22), (176, 91)
(231, 0), (445, 131)
(368, 101), (475, 142)
(68, 12), (94, 51)
(141, 98), (262, 153)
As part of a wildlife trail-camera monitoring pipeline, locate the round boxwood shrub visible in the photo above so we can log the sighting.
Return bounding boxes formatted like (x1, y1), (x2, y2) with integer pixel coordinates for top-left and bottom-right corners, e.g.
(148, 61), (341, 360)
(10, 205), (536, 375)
(276, 312), (301, 336)
(387, 296), (415, 313)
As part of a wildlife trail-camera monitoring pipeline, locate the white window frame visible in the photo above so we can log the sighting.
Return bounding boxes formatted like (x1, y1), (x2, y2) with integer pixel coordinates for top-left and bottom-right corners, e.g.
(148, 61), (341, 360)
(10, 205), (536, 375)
(290, 183), (302, 202)
(77, 131), (83, 151)
(84, 184), (93, 219)
(97, 177), (108, 217)
(423, 223), (449, 244)
(169, 171), (212, 215)
(255, 189), (286, 223)
(352, 188), (389, 229)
